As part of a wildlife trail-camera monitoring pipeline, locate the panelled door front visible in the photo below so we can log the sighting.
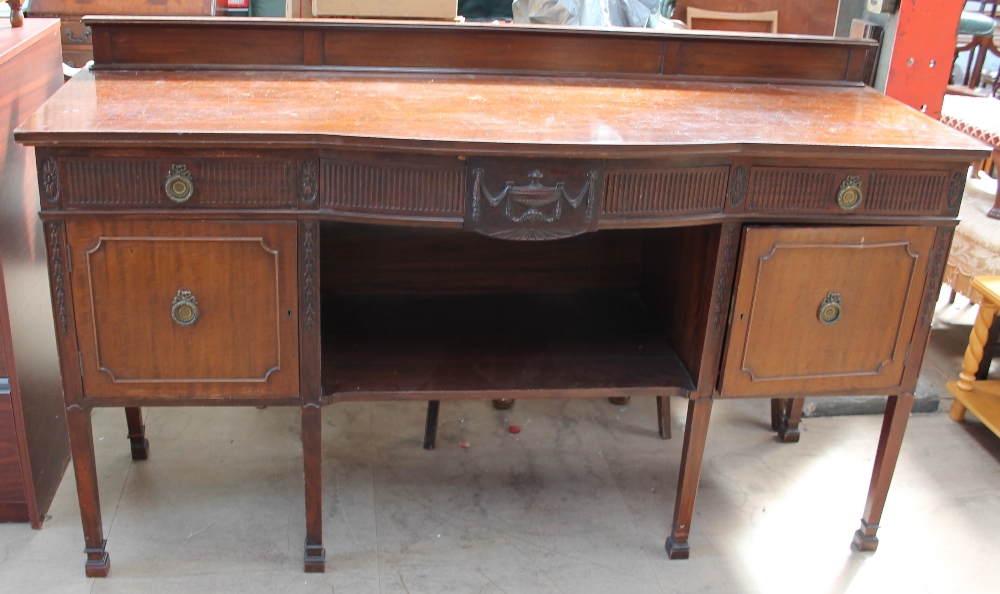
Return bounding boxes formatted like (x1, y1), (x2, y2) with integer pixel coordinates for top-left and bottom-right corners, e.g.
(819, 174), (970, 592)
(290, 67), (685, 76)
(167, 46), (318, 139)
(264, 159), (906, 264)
(720, 225), (937, 398)
(66, 219), (299, 400)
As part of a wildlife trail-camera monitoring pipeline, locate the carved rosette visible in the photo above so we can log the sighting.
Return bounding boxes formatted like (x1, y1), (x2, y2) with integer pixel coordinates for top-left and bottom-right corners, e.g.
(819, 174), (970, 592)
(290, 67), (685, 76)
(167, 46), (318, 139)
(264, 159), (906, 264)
(727, 165), (749, 207)
(468, 165), (598, 240)
(41, 157), (60, 204)
(302, 225), (317, 332)
(47, 223), (69, 334)
(300, 160), (318, 205)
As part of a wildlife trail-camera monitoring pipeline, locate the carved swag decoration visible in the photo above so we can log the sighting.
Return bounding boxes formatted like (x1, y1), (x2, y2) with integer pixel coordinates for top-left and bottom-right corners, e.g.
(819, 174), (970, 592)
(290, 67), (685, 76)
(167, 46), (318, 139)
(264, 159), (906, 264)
(469, 167), (597, 240)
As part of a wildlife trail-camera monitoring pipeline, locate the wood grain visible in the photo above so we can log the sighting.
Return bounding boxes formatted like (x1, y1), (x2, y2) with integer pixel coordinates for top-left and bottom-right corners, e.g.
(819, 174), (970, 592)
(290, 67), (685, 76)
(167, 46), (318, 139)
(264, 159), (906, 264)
(322, 294), (694, 401)
(720, 226), (937, 398)
(66, 219), (299, 400)
(19, 69), (985, 160)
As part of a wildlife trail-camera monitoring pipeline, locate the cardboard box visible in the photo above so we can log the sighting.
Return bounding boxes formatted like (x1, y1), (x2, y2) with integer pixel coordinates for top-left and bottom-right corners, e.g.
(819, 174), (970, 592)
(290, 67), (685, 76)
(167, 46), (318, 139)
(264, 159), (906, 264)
(311, 0), (457, 20)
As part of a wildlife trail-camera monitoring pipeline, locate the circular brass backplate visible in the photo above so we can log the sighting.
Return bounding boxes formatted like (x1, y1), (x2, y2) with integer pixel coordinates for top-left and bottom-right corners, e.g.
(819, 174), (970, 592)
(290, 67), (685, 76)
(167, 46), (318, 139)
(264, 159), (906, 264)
(171, 291), (199, 326)
(836, 176), (863, 211)
(818, 292), (842, 325)
(165, 166), (194, 203)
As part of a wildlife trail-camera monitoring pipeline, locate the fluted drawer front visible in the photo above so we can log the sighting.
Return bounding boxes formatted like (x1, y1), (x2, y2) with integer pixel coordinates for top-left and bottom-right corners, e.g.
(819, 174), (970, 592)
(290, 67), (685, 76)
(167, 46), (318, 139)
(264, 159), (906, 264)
(741, 167), (962, 215)
(58, 157), (299, 209)
(320, 156), (466, 222)
(602, 166), (728, 218)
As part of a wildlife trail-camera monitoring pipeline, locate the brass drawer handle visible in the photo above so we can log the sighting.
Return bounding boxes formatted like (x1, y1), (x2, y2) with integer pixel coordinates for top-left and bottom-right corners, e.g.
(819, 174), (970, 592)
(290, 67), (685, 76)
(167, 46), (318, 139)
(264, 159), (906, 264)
(836, 176), (862, 210)
(818, 292), (842, 325)
(165, 165), (194, 203)
(171, 291), (199, 326)
(64, 27), (91, 44)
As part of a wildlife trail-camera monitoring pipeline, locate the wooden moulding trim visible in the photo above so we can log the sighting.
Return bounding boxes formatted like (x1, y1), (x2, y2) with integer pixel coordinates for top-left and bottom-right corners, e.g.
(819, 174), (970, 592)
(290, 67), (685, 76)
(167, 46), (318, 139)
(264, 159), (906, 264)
(78, 396), (301, 408)
(82, 16), (875, 84)
(13, 136), (990, 163)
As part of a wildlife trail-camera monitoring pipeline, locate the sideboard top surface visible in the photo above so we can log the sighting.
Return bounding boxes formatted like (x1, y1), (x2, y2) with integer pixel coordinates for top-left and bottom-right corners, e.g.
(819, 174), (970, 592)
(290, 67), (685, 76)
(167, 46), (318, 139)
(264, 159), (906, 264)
(15, 69), (988, 159)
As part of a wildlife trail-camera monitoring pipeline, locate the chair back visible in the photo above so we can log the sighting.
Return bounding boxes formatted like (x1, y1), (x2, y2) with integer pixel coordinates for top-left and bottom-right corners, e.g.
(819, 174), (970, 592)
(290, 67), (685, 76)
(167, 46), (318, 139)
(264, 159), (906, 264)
(686, 7), (778, 34)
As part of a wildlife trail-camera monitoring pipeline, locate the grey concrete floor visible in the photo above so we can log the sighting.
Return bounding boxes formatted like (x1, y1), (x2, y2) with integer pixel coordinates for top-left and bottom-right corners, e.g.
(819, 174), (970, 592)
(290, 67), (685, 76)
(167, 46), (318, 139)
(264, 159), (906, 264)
(1, 291), (999, 593)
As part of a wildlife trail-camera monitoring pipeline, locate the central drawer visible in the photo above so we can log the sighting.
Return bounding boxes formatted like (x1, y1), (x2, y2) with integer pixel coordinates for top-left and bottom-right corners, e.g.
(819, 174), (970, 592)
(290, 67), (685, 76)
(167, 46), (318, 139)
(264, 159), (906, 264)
(66, 219), (299, 400)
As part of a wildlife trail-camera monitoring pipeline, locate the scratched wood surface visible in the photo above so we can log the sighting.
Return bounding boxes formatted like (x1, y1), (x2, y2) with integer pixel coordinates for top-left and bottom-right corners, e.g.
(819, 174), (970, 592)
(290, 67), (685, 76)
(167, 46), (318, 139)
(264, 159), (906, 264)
(16, 69), (987, 159)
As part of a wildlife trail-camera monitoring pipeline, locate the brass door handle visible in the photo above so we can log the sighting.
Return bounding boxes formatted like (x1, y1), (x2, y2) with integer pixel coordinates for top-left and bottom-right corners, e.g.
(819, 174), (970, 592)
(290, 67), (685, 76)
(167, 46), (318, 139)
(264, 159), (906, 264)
(818, 292), (842, 325)
(836, 176), (862, 210)
(172, 290), (199, 326)
(165, 164), (194, 203)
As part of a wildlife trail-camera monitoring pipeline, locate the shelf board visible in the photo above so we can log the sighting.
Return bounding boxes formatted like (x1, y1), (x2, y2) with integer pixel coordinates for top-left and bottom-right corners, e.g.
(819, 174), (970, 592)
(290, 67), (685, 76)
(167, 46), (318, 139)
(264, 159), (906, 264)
(321, 294), (695, 401)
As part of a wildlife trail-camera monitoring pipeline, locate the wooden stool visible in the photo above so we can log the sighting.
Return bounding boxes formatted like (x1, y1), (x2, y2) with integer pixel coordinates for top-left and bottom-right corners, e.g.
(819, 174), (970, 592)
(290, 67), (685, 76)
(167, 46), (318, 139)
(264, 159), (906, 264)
(948, 275), (1000, 437)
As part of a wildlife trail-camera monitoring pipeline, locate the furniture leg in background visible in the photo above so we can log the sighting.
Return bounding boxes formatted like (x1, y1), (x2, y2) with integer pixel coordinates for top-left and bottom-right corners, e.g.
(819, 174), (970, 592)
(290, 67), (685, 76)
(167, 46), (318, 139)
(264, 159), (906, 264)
(423, 396), (670, 449)
(124, 407), (149, 460)
(424, 400), (440, 450)
(770, 397), (804, 443)
(656, 396), (671, 440)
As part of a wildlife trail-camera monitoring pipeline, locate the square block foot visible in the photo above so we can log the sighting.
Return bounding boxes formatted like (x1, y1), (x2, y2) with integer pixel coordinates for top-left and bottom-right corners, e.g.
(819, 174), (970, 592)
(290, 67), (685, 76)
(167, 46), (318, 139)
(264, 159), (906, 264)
(851, 529), (878, 552)
(304, 543), (325, 573)
(85, 553), (110, 578)
(130, 439), (150, 461)
(665, 536), (690, 560)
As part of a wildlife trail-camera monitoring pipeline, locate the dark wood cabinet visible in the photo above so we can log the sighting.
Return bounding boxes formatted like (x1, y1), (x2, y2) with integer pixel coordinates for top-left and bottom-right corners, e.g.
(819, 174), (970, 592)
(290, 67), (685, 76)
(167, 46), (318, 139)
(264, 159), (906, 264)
(0, 18), (70, 527)
(14, 17), (989, 576)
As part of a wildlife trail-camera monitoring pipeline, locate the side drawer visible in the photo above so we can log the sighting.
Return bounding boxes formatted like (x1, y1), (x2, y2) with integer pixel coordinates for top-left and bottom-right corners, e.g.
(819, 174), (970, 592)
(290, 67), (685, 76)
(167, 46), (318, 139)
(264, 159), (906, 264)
(55, 157), (301, 210)
(735, 167), (963, 215)
(67, 220), (299, 400)
(720, 225), (937, 398)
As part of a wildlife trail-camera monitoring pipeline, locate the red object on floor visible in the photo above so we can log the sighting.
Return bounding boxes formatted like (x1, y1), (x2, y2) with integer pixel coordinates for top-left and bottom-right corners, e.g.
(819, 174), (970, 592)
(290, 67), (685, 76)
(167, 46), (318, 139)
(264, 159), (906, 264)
(508, 425), (521, 434)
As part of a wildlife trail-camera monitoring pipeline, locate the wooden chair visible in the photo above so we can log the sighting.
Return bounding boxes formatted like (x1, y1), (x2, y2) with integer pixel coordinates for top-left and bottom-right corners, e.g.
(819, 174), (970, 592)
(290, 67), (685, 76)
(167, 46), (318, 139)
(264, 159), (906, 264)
(948, 276), (1000, 439)
(686, 7), (778, 34)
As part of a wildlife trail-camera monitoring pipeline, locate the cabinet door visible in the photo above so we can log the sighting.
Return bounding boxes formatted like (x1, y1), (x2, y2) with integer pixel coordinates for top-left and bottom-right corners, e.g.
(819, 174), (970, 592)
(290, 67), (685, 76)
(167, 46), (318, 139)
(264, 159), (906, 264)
(720, 226), (936, 398)
(67, 220), (299, 400)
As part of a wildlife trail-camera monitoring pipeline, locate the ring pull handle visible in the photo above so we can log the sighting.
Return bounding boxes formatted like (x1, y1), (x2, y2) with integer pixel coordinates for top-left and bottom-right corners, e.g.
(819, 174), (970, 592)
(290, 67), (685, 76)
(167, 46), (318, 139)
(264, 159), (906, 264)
(165, 164), (194, 203)
(172, 290), (199, 326)
(836, 176), (863, 211)
(818, 292), (842, 325)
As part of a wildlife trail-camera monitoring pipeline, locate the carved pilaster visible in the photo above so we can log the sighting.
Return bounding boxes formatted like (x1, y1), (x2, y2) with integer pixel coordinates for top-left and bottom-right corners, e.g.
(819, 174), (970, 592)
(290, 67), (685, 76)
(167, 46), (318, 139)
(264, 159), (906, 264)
(947, 170), (966, 212)
(921, 229), (952, 328)
(302, 223), (318, 333)
(713, 225), (738, 330)
(47, 222), (69, 334)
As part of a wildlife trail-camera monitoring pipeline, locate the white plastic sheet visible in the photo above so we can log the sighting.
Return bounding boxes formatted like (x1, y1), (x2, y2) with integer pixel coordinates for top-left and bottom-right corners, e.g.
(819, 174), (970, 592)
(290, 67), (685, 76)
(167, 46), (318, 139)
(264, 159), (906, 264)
(511, 0), (665, 28)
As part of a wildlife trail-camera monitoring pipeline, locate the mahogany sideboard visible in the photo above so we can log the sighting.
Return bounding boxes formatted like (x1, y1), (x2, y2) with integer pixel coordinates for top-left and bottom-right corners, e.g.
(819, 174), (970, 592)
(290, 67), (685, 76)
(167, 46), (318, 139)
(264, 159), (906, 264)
(0, 17), (70, 528)
(15, 17), (989, 576)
